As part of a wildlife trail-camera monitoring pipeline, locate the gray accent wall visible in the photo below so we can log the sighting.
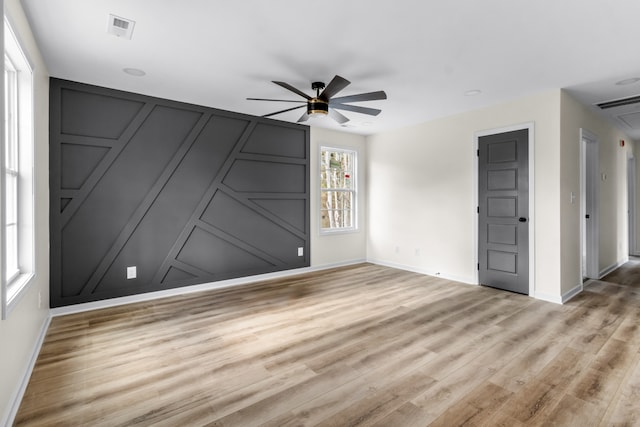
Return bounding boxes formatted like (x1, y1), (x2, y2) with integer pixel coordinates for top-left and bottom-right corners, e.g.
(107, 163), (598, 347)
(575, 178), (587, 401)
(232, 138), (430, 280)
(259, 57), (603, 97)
(50, 79), (310, 307)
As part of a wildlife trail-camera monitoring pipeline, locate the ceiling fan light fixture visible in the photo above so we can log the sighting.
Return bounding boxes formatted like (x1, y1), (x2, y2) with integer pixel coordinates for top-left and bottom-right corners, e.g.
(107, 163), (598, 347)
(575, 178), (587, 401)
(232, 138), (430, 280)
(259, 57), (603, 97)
(307, 97), (329, 117)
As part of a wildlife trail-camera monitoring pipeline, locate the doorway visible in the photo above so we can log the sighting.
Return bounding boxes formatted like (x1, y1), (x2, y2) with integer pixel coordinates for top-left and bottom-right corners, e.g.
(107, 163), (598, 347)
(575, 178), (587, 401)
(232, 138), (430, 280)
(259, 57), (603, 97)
(477, 128), (529, 294)
(629, 156), (637, 256)
(581, 129), (599, 280)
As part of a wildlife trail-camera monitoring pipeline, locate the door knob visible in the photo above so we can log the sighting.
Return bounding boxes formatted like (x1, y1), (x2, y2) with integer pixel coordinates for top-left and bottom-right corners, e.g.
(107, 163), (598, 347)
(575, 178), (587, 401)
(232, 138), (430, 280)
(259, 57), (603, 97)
(518, 217), (527, 222)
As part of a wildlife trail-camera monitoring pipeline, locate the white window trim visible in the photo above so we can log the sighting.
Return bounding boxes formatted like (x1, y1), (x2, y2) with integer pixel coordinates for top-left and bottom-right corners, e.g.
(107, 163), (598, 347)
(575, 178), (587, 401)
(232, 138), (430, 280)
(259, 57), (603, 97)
(319, 146), (358, 235)
(2, 17), (35, 319)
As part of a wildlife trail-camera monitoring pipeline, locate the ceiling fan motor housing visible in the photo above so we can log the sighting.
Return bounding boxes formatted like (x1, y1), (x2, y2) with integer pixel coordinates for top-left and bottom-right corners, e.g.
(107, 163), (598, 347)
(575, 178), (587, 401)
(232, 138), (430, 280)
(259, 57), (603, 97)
(307, 98), (329, 116)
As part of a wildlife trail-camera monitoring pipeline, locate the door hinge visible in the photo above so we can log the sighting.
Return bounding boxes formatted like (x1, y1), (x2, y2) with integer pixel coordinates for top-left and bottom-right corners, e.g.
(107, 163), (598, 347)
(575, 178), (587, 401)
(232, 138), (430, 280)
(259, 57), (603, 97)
(477, 206), (479, 214)
(477, 263), (480, 271)
(477, 149), (479, 157)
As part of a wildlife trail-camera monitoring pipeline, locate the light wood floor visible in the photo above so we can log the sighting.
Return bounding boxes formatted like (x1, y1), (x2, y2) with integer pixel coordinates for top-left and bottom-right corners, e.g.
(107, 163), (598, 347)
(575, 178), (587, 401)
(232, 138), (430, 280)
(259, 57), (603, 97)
(15, 263), (640, 426)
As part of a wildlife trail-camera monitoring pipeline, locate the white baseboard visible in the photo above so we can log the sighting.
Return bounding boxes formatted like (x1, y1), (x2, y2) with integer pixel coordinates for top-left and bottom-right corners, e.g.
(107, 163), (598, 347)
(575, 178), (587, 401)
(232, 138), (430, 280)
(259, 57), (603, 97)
(534, 283), (583, 305)
(3, 313), (51, 427)
(51, 259), (367, 317)
(561, 283), (583, 303)
(599, 258), (627, 279)
(366, 258), (476, 285)
(533, 291), (563, 304)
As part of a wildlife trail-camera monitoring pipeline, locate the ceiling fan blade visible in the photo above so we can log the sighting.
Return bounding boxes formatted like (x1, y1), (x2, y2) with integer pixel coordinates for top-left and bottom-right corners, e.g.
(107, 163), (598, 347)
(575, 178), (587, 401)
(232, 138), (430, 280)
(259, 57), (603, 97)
(247, 98), (306, 103)
(328, 108), (350, 124)
(329, 103), (381, 116)
(272, 81), (312, 100)
(320, 75), (350, 100)
(330, 90), (387, 104)
(262, 105), (305, 118)
(298, 112), (309, 122)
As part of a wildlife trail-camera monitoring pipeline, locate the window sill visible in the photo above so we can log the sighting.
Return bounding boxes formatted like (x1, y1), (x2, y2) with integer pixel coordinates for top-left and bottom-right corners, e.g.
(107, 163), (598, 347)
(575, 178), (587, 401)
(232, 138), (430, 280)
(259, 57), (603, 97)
(3, 272), (36, 319)
(320, 227), (360, 236)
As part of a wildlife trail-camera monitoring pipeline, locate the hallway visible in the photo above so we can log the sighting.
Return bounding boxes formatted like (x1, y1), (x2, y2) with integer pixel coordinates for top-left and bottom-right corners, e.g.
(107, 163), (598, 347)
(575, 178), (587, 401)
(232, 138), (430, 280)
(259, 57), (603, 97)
(599, 257), (640, 292)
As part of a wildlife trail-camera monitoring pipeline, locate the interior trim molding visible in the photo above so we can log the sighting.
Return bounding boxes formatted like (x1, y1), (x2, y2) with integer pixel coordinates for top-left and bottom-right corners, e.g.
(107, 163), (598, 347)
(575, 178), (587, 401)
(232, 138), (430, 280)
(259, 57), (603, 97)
(3, 313), (51, 427)
(367, 258), (476, 285)
(50, 259), (367, 317)
(599, 258), (627, 279)
(561, 283), (583, 303)
(533, 291), (563, 305)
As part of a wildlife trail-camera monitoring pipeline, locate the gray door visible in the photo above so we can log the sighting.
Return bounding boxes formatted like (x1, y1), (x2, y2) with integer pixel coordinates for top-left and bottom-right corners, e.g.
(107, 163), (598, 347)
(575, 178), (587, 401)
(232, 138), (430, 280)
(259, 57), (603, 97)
(478, 129), (529, 294)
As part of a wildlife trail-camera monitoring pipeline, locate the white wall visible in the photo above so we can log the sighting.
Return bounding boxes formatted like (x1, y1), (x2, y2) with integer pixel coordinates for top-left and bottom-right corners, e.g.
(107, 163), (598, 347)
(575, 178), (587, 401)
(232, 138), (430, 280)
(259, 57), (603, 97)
(310, 127), (367, 267)
(634, 141), (640, 254)
(0, 0), (50, 424)
(366, 90), (562, 299)
(560, 91), (634, 293)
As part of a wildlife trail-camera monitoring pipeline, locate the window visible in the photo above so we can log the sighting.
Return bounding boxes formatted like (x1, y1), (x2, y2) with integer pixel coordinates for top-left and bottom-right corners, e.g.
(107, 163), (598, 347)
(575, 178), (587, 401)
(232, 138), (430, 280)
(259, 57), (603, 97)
(2, 18), (34, 319)
(320, 147), (357, 232)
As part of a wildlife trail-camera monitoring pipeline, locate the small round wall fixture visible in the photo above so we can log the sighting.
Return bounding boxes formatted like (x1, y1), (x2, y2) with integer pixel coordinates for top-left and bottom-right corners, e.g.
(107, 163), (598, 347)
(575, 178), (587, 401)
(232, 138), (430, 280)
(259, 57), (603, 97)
(123, 67), (146, 77)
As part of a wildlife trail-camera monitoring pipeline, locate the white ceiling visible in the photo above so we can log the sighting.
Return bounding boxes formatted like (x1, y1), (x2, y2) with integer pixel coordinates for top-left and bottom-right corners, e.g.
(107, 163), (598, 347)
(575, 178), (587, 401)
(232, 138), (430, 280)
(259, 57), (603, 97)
(19, 0), (640, 137)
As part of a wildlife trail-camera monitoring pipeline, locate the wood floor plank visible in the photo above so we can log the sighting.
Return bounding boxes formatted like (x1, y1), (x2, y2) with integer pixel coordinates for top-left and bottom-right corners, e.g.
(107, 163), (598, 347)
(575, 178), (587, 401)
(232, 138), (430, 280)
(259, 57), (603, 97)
(600, 353), (640, 426)
(427, 381), (513, 426)
(543, 394), (604, 427)
(488, 334), (570, 392)
(14, 261), (640, 426)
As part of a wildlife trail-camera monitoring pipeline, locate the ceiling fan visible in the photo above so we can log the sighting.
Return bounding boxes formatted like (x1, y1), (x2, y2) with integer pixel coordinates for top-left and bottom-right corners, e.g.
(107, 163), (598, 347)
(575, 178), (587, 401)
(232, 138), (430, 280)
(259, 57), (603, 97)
(247, 75), (387, 124)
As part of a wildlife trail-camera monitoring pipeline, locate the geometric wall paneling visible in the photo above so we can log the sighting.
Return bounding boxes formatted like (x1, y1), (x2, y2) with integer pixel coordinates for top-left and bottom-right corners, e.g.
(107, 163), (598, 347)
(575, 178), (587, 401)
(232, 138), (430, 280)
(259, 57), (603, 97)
(200, 191), (305, 264)
(60, 198), (72, 212)
(162, 266), (198, 284)
(60, 143), (110, 190)
(242, 122), (307, 159)
(50, 78), (310, 307)
(251, 199), (306, 233)
(223, 159), (306, 193)
(176, 225), (276, 277)
(60, 87), (145, 139)
(93, 115), (250, 295)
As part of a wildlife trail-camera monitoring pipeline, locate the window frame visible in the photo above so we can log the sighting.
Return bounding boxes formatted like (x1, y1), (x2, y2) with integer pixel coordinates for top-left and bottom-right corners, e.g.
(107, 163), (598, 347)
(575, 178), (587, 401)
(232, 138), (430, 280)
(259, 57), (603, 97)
(319, 146), (358, 234)
(2, 17), (35, 319)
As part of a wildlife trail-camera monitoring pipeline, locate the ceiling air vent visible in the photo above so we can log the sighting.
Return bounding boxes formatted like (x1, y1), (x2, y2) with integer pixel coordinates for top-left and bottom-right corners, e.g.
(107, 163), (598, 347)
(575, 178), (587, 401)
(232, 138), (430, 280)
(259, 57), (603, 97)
(597, 95), (640, 110)
(107, 14), (135, 40)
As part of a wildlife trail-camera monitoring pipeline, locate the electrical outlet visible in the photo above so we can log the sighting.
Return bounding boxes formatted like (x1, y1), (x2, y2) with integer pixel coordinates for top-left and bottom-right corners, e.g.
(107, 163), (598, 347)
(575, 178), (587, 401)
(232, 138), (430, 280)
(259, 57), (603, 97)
(127, 266), (137, 279)
(415, 248), (420, 256)
(298, 247), (304, 256)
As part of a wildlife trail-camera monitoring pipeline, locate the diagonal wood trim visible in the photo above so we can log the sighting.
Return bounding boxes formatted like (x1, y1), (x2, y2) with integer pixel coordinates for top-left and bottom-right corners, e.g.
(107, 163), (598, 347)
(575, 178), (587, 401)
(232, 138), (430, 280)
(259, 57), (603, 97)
(150, 121), (259, 285)
(218, 183), (307, 240)
(79, 112), (211, 296)
(50, 79), (310, 307)
(193, 219), (284, 267)
(59, 103), (156, 228)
